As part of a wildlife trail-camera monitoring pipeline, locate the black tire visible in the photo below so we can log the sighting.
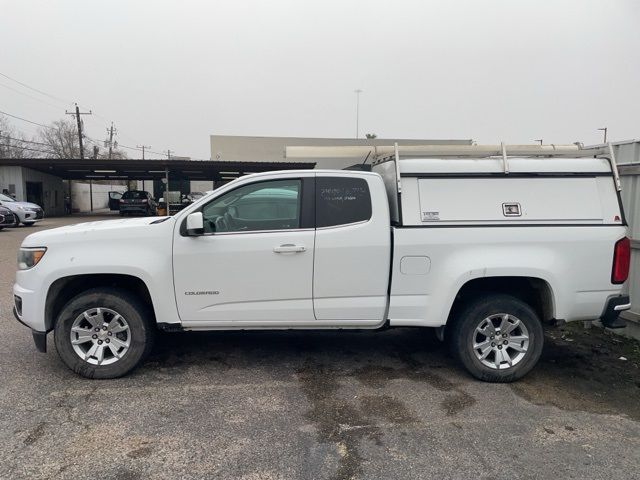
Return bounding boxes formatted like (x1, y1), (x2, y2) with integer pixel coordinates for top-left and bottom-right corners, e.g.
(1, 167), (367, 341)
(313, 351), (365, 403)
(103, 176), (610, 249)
(448, 294), (543, 382)
(54, 287), (155, 379)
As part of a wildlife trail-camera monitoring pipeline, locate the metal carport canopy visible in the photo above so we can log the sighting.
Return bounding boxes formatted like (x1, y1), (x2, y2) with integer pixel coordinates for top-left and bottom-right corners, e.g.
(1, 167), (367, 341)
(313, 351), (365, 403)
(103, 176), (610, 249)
(0, 158), (316, 181)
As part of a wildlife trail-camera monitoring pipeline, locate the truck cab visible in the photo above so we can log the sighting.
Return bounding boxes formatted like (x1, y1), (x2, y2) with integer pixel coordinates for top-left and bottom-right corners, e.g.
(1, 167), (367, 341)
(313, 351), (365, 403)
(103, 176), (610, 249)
(173, 171), (391, 326)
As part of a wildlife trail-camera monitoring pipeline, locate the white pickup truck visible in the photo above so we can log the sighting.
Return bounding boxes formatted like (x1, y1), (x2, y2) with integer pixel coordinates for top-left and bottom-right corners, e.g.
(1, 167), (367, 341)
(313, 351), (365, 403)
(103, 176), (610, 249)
(13, 144), (631, 381)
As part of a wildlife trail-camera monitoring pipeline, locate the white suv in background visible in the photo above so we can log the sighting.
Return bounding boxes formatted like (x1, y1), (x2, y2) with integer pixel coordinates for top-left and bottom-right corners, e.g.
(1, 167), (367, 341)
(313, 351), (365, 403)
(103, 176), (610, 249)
(0, 193), (44, 226)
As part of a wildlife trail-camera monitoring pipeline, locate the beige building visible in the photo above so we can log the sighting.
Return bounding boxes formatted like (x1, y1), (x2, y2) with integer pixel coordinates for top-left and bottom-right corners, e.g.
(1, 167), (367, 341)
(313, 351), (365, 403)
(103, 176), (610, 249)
(210, 135), (473, 170)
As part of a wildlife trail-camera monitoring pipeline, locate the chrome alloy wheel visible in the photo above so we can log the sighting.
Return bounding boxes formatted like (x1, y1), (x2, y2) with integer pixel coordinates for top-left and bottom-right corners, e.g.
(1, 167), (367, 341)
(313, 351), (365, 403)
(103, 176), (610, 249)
(472, 313), (530, 370)
(70, 307), (131, 365)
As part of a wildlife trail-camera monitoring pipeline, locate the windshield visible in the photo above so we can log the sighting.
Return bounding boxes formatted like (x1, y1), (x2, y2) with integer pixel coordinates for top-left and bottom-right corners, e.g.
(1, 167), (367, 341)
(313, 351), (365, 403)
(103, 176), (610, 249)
(0, 193), (15, 202)
(122, 191), (148, 199)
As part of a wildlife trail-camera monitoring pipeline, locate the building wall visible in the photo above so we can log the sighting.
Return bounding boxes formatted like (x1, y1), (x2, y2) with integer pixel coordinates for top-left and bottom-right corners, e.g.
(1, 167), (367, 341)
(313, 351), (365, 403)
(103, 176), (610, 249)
(0, 166), (66, 216)
(0, 166), (24, 199)
(135, 180), (156, 198)
(71, 182), (127, 212)
(134, 180), (214, 198)
(210, 136), (473, 170)
(611, 141), (640, 338)
(587, 140), (640, 338)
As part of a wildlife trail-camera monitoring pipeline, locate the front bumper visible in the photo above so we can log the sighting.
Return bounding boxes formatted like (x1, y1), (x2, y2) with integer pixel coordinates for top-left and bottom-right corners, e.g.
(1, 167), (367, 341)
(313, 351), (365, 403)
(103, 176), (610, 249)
(120, 205), (150, 213)
(600, 295), (630, 329)
(13, 282), (48, 352)
(16, 210), (42, 223)
(0, 213), (18, 227)
(13, 306), (47, 352)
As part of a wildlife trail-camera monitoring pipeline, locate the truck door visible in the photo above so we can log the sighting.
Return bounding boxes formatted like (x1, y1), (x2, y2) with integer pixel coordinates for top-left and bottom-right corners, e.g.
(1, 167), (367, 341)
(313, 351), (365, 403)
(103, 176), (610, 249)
(173, 176), (315, 323)
(313, 174), (391, 321)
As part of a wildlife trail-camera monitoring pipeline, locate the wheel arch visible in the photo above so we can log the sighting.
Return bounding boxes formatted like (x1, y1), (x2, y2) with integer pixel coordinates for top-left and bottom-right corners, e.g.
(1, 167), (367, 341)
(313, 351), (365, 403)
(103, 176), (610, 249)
(447, 276), (556, 326)
(44, 274), (156, 331)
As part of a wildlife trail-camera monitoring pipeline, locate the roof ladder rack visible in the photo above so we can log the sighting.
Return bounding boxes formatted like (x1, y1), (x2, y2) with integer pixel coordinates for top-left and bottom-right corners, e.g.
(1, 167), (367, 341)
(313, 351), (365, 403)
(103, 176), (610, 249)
(500, 141), (510, 174)
(606, 142), (622, 192)
(394, 142), (402, 193)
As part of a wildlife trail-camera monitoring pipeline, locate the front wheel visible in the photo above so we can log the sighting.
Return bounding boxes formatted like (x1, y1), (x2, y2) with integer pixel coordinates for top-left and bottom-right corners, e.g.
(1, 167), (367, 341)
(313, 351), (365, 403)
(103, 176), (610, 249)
(54, 288), (155, 379)
(448, 294), (543, 382)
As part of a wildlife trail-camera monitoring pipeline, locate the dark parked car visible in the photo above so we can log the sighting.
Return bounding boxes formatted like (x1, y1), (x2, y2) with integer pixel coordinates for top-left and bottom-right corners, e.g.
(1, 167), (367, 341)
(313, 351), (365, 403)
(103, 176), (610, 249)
(119, 191), (157, 216)
(0, 205), (18, 229)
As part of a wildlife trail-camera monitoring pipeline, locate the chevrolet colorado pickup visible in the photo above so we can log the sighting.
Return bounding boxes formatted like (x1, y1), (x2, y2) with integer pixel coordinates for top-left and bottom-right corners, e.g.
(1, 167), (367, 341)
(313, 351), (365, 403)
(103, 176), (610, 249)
(13, 144), (631, 381)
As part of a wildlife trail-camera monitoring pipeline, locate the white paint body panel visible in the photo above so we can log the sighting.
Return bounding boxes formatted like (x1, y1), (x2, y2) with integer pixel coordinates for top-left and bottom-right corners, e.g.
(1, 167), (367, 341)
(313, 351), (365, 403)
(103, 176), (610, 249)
(313, 173), (391, 320)
(417, 177), (603, 223)
(388, 225), (625, 326)
(173, 229), (315, 322)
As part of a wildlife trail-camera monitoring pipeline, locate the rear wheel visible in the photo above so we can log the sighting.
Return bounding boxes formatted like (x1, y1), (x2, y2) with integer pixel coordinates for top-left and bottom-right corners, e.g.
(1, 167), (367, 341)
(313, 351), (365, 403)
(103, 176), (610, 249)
(448, 294), (543, 382)
(54, 288), (155, 379)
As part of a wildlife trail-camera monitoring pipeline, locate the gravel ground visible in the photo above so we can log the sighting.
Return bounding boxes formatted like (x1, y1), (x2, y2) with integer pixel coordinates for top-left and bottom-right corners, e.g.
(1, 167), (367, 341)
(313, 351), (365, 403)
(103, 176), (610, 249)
(0, 215), (639, 480)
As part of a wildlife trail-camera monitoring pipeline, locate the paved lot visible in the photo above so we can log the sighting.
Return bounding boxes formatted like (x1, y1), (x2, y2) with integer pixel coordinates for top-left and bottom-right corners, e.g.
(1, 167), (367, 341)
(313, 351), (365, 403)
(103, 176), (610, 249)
(1, 216), (639, 480)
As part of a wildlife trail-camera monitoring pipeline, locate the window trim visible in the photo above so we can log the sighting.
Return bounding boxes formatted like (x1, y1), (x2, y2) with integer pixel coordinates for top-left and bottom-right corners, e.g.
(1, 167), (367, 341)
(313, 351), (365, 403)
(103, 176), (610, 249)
(180, 177), (314, 236)
(315, 219), (371, 231)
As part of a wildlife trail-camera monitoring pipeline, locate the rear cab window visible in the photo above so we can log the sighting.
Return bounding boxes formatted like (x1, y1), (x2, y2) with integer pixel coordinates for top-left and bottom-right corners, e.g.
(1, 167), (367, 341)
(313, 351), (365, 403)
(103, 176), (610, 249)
(316, 177), (372, 227)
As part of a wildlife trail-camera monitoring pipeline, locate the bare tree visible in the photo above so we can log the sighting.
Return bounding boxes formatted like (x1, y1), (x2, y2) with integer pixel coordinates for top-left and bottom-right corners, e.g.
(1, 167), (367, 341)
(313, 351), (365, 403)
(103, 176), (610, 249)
(0, 115), (30, 158)
(86, 140), (128, 160)
(38, 119), (81, 158)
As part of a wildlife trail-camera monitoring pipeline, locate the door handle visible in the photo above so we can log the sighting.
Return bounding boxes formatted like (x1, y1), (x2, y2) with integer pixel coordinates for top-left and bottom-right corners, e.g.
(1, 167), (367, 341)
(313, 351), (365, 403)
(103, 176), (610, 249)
(273, 244), (306, 253)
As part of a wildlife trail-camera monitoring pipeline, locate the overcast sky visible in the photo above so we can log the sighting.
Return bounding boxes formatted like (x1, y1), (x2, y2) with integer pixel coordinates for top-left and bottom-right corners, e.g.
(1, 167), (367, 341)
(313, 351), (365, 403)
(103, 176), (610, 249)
(1, 0), (639, 159)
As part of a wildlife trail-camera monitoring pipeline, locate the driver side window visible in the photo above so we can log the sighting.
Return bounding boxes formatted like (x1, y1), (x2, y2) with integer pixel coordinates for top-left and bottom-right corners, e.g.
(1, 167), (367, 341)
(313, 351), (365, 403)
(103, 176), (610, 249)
(201, 179), (302, 233)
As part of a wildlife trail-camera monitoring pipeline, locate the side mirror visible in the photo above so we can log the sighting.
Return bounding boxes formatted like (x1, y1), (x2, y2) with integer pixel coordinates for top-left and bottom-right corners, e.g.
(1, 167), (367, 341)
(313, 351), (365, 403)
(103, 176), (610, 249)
(186, 212), (205, 236)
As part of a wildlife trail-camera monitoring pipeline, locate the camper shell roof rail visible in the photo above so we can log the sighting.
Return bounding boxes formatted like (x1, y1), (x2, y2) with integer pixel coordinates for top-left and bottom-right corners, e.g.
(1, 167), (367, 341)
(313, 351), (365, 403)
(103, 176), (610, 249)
(285, 142), (621, 191)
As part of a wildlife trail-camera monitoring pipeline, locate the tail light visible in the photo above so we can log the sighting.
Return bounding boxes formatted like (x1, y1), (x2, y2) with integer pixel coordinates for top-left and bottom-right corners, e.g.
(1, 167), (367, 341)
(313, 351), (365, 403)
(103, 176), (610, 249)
(612, 237), (631, 284)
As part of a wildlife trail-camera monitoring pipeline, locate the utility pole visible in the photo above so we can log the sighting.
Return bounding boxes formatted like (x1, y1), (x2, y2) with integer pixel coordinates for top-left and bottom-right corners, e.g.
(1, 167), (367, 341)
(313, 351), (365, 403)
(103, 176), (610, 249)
(106, 123), (117, 159)
(533, 139), (543, 145)
(136, 144), (151, 160)
(165, 149), (173, 160)
(598, 127), (608, 143)
(65, 103), (91, 159)
(354, 89), (362, 139)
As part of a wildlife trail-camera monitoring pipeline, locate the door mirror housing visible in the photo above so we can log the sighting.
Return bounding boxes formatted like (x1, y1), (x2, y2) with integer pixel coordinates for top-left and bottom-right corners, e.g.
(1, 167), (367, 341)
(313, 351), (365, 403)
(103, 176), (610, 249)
(186, 212), (205, 236)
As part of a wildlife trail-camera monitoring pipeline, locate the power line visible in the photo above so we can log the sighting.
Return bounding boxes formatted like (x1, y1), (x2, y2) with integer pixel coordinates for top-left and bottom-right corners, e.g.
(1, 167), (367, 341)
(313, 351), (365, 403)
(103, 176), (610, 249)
(136, 144), (151, 160)
(2, 104), (183, 159)
(0, 82), (66, 110)
(0, 143), (55, 155)
(0, 109), (55, 130)
(0, 134), (51, 147)
(0, 71), (73, 105)
(0, 72), (187, 157)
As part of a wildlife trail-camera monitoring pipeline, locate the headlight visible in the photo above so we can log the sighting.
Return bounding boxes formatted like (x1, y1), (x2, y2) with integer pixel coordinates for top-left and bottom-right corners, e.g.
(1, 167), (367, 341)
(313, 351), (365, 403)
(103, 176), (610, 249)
(15, 205), (25, 211)
(18, 247), (47, 270)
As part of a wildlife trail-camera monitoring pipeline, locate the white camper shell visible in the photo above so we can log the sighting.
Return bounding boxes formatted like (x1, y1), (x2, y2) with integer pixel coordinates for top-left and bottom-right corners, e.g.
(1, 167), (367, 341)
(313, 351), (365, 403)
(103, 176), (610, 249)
(374, 156), (622, 226)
